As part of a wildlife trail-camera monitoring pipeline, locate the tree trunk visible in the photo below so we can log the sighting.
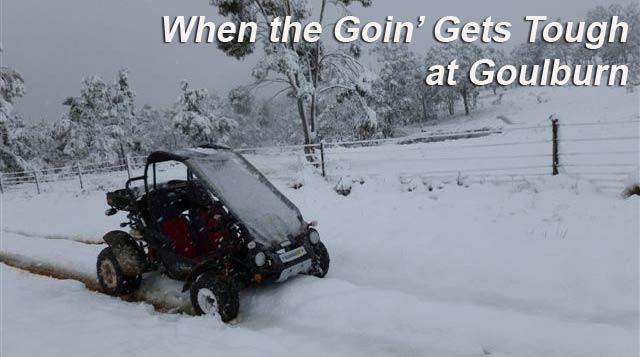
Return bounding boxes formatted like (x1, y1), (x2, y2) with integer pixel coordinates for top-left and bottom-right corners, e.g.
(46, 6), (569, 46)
(296, 98), (316, 163)
(461, 88), (470, 116)
(310, 94), (316, 133)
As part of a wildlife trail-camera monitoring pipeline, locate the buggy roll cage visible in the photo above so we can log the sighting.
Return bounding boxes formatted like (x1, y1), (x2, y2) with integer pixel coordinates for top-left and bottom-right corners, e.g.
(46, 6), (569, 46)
(124, 144), (232, 196)
(118, 145), (233, 249)
(120, 144), (306, 248)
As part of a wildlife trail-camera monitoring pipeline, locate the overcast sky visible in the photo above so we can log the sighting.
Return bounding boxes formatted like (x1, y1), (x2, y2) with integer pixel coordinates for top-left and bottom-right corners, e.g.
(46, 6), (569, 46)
(1, 0), (621, 122)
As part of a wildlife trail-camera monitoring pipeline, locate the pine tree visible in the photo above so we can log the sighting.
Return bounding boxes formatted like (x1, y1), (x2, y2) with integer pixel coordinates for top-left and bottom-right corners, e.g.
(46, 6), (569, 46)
(172, 81), (237, 146)
(55, 70), (140, 162)
(0, 56), (28, 171)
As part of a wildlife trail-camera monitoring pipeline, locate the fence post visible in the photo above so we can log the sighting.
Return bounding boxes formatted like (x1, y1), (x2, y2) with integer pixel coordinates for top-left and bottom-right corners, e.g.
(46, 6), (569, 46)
(76, 163), (84, 190)
(320, 142), (326, 178)
(32, 169), (41, 194)
(551, 116), (559, 176)
(124, 154), (132, 179)
(0, 174), (4, 194)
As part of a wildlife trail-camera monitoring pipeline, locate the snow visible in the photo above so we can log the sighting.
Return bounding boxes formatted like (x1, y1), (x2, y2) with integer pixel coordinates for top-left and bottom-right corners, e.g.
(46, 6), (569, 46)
(1, 169), (638, 357)
(1, 85), (638, 356)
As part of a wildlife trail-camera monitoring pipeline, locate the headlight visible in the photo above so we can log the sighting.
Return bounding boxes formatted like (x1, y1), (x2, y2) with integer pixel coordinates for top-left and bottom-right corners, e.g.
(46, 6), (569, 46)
(309, 230), (320, 244)
(247, 241), (257, 250)
(254, 252), (266, 267)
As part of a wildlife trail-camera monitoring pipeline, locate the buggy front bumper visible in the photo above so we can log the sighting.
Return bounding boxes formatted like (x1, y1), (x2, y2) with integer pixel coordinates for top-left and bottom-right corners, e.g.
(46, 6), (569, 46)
(276, 259), (312, 283)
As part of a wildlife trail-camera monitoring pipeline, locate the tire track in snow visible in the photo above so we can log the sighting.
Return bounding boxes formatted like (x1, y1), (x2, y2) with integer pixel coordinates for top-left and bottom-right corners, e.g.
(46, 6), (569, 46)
(1, 228), (104, 245)
(0, 251), (101, 290)
(0, 251), (192, 315)
(3, 229), (636, 333)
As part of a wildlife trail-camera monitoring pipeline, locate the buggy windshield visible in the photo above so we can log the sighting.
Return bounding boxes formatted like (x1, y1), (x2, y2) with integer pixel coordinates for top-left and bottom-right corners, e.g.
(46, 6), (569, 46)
(181, 148), (306, 246)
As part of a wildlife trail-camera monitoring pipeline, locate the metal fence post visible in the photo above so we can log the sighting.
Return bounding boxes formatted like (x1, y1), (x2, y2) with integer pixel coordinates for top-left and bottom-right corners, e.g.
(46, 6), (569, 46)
(320, 142), (326, 178)
(76, 163), (84, 189)
(551, 116), (559, 176)
(32, 169), (41, 194)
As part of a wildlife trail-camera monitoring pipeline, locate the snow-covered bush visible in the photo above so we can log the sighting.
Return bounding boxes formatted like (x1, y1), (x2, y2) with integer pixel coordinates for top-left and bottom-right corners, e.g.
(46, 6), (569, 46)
(623, 170), (640, 198)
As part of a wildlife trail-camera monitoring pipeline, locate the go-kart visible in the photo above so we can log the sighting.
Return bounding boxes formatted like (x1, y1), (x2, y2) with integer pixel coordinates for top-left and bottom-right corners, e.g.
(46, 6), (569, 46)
(96, 145), (329, 322)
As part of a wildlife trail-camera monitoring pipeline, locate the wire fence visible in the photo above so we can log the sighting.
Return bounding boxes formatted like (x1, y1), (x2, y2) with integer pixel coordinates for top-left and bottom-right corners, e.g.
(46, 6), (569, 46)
(1, 119), (638, 194)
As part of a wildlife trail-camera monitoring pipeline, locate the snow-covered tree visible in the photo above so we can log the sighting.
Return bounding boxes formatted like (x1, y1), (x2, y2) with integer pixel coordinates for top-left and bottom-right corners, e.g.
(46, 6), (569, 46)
(136, 104), (181, 151)
(369, 43), (434, 136)
(56, 76), (112, 161)
(0, 55), (28, 171)
(587, 3), (640, 84)
(12, 121), (56, 167)
(510, 41), (547, 67)
(227, 87), (304, 147)
(55, 69), (143, 162)
(208, 0), (376, 150)
(172, 81), (237, 146)
(425, 43), (483, 116)
(110, 69), (136, 154)
(483, 47), (507, 95)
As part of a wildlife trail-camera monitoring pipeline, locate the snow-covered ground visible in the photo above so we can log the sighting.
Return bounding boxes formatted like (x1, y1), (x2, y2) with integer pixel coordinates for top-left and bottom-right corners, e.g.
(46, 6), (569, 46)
(1, 172), (638, 357)
(1, 86), (639, 356)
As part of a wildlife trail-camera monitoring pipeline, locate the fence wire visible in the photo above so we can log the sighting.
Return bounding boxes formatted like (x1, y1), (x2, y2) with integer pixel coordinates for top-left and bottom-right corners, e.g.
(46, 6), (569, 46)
(1, 120), (638, 194)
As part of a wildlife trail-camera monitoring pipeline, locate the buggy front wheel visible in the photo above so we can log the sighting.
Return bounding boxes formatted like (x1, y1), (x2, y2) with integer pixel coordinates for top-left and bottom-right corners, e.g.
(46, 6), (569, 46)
(190, 273), (239, 322)
(308, 242), (330, 278)
(97, 247), (142, 296)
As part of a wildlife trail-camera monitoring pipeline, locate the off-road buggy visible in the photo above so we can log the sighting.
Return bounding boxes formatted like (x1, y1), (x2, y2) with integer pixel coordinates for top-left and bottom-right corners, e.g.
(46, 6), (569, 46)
(96, 145), (329, 322)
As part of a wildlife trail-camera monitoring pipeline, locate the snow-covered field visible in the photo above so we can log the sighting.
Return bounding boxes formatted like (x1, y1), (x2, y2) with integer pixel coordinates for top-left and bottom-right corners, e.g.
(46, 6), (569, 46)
(1, 86), (639, 357)
(2, 172), (639, 357)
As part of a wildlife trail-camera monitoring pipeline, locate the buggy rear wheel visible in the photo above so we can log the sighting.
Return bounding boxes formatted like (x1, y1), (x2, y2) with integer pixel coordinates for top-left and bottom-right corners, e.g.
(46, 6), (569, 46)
(308, 242), (330, 278)
(97, 247), (142, 296)
(190, 273), (239, 322)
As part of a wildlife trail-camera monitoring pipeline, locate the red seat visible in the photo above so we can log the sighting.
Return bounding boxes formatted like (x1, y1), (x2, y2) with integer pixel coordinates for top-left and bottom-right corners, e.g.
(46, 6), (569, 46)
(162, 216), (197, 259)
(196, 209), (229, 256)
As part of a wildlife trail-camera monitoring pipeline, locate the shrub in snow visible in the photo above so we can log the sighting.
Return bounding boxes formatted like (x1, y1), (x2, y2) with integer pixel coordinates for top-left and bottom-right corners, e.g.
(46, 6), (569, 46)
(496, 114), (512, 124)
(334, 177), (352, 197)
(623, 184), (640, 198)
(536, 93), (550, 104)
(399, 176), (418, 192)
(288, 178), (304, 190)
(456, 172), (471, 187)
(421, 177), (448, 192)
(623, 170), (640, 197)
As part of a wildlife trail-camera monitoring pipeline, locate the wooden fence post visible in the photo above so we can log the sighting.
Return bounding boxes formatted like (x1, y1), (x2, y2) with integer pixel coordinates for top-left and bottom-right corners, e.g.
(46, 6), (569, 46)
(320, 142), (326, 178)
(551, 116), (559, 176)
(32, 169), (41, 194)
(76, 163), (84, 189)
